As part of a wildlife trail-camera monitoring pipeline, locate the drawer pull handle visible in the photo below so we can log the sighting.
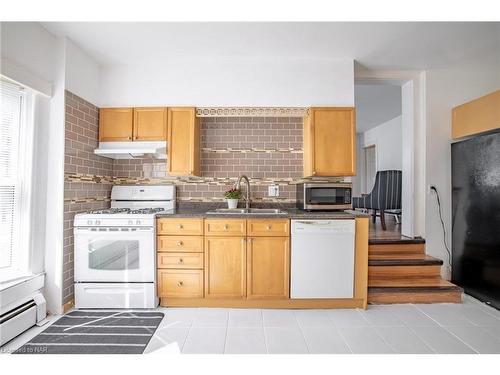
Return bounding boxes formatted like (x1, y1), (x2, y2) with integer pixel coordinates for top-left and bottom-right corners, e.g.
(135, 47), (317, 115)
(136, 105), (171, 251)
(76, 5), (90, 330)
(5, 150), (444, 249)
(179, 258), (184, 263)
(177, 281), (183, 287)
(177, 224), (183, 229)
(224, 225), (229, 230)
(177, 241), (183, 246)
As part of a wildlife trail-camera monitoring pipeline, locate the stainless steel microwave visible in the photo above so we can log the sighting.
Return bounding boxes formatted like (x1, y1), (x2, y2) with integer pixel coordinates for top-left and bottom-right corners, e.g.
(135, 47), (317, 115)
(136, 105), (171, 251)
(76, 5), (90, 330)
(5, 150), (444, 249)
(296, 182), (352, 211)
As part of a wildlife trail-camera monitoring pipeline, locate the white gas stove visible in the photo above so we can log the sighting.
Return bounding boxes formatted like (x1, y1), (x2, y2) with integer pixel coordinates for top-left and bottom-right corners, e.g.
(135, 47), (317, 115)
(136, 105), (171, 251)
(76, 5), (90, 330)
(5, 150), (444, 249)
(73, 185), (175, 309)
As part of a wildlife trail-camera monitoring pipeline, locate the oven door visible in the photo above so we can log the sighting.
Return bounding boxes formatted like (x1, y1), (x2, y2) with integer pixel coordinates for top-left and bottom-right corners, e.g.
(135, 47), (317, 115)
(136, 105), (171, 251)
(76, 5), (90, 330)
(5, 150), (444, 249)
(74, 226), (155, 283)
(305, 186), (352, 210)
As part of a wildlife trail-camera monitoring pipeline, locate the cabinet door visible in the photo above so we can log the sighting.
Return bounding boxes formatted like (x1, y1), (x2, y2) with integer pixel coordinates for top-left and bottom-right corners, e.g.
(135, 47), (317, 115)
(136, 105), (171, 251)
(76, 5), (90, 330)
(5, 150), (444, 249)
(133, 107), (167, 141)
(99, 108), (134, 141)
(158, 269), (203, 298)
(205, 237), (246, 298)
(247, 237), (289, 299)
(304, 107), (356, 177)
(167, 107), (200, 176)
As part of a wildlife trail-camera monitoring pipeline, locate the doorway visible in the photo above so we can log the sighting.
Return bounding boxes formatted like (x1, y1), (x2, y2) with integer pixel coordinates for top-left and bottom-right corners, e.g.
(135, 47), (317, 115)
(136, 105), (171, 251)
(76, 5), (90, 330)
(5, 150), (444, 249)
(363, 145), (376, 194)
(354, 69), (425, 239)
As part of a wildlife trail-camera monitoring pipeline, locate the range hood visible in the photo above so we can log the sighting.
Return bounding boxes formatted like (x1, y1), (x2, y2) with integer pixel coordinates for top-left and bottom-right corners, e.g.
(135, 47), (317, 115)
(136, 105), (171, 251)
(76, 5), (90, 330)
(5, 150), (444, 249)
(94, 141), (167, 160)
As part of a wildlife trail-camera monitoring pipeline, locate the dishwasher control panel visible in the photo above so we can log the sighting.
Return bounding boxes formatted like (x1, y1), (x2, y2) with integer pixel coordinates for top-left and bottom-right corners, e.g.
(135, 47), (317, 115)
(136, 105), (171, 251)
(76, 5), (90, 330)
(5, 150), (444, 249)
(292, 219), (355, 234)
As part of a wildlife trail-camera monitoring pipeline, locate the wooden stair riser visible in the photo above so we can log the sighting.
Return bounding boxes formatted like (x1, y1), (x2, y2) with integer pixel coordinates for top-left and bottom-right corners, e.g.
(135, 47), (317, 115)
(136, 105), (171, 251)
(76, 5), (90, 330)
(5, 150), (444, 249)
(368, 277), (453, 287)
(369, 243), (425, 256)
(366, 239), (462, 304)
(369, 265), (442, 281)
(368, 289), (462, 304)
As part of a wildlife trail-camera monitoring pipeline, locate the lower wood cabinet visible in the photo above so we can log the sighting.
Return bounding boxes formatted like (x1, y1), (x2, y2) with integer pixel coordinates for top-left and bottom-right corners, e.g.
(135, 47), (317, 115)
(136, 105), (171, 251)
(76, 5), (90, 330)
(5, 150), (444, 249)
(247, 237), (290, 299)
(157, 252), (204, 269)
(204, 236), (246, 298)
(157, 269), (204, 298)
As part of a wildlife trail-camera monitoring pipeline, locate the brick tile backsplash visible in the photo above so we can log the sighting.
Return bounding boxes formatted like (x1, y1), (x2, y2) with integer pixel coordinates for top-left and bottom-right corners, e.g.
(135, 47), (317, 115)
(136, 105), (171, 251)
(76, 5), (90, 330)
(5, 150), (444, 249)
(63, 91), (111, 304)
(112, 117), (305, 201)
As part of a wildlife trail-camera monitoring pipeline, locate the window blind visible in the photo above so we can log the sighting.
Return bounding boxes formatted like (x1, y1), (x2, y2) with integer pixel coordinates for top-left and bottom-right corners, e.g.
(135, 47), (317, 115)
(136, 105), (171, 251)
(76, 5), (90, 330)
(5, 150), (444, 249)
(0, 80), (23, 270)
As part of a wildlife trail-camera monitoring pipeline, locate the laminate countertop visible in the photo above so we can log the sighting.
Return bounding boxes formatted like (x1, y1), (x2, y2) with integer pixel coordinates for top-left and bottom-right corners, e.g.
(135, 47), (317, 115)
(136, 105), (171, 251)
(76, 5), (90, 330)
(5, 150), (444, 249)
(156, 206), (369, 220)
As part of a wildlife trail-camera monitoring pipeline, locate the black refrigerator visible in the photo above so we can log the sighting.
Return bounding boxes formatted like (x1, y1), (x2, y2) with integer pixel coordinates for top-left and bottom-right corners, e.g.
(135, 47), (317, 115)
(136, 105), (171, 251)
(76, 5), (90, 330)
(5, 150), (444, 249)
(452, 130), (500, 309)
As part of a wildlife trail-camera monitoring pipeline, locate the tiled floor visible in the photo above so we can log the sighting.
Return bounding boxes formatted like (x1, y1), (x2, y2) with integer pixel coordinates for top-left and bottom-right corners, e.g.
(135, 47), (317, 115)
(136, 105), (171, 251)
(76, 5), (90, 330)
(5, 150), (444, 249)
(3, 295), (500, 354)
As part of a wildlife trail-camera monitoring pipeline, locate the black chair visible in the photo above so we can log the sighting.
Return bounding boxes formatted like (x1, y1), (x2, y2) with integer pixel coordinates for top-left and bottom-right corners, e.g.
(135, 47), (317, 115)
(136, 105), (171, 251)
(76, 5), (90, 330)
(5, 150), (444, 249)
(352, 170), (402, 230)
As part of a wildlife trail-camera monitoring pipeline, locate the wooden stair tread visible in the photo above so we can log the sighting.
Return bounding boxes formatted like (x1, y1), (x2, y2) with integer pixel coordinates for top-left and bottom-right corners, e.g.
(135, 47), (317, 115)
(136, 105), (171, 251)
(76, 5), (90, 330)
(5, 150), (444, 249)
(369, 254), (443, 266)
(369, 278), (457, 287)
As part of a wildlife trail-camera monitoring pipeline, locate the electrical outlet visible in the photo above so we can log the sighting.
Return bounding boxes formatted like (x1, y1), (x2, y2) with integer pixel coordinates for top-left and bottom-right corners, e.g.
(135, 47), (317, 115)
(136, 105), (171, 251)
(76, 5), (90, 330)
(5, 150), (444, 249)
(268, 185), (279, 197)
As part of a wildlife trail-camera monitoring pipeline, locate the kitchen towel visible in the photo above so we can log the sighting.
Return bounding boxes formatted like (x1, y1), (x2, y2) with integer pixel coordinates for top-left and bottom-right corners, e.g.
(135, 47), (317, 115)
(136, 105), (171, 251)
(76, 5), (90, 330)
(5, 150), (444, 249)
(14, 310), (164, 354)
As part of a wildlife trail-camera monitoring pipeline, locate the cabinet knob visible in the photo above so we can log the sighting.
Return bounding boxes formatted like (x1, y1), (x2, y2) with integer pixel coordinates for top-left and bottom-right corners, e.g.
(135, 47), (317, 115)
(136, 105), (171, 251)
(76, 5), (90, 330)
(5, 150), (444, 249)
(177, 281), (183, 287)
(224, 224), (229, 230)
(128, 136), (132, 140)
(312, 171), (316, 176)
(248, 238), (252, 243)
(177, 241), (183, 246)
(177, 224), (183, 229)
(178, 258), (184, 263)
(266, 225), (271, 230)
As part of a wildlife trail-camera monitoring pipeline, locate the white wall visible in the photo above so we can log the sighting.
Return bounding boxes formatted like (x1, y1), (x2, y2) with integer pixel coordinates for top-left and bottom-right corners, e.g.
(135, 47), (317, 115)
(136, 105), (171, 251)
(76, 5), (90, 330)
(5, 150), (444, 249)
(1, 22), (57, 85)
(65, 39), (101, 106)
(353, 116), (402, 195)
(1, 22), (103, 314)
(362, 116), (403, 171)
(355, 84), (401, 132)
(425, 51), (500, 278)
(99, 58), (354, 107)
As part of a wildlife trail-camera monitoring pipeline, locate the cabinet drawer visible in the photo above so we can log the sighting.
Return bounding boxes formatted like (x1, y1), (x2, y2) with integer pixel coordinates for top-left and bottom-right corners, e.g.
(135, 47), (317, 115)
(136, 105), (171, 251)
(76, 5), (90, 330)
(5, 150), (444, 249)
(247, 219), (290, 237)
(157, 269), (203, 298)
(157, 218), (204, 235)
(205, 219), (246, 236)
(157, 235), (203, 253)
(157, 252), (203, 269)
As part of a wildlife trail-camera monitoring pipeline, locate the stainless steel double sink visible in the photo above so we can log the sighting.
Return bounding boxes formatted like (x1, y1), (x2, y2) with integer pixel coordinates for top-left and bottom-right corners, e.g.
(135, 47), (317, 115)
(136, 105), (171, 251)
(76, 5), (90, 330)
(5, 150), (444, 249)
(205, 208), (288, 215)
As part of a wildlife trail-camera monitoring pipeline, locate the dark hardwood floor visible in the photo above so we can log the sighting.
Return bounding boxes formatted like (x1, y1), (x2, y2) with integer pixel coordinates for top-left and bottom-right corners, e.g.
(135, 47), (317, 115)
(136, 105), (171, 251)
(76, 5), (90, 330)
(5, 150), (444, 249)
(368, 212), (410, 241)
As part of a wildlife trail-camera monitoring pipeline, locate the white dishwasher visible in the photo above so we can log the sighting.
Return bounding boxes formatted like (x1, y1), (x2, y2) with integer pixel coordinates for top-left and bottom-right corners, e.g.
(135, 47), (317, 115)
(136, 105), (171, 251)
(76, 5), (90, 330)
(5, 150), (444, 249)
(291, 219), (355, 299)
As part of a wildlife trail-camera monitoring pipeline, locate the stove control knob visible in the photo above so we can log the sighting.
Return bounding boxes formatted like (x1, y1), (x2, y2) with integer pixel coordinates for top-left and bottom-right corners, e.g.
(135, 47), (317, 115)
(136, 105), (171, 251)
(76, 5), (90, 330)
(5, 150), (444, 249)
(128, 220), (133, 225)
(95, 220), (101, 225)
(87, 220), (92, 225)
(136, 220), (141, 225)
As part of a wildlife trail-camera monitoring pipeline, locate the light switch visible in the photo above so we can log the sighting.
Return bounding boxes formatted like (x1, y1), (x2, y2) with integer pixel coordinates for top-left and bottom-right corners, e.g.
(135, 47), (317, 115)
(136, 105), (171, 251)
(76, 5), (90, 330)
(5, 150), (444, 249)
(268, 185), (279, 197)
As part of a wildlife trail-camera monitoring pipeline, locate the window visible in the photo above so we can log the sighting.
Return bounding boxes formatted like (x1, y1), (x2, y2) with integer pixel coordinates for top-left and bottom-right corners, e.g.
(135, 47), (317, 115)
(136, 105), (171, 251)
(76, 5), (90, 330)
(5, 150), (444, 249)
(0, 78), (33, 281)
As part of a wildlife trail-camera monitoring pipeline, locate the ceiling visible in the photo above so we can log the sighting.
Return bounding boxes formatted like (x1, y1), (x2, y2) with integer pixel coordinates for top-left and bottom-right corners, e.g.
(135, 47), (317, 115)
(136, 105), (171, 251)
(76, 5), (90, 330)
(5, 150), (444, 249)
(41, 22), (500, 70)
(355, 84), (401, 133)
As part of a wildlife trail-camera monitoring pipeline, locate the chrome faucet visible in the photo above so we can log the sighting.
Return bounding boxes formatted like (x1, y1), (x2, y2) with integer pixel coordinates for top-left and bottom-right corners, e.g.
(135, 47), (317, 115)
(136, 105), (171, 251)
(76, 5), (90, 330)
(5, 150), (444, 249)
(234, 175), (251, 209)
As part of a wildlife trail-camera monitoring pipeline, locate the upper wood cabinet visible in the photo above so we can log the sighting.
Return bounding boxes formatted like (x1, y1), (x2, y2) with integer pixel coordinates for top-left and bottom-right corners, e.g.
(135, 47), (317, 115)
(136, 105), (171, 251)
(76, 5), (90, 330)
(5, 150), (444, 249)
(133, 107), (167, 141)
(204, 236), (246, 299)
(452, 90), (500, 139)
(303, 107), (356, 177)
(167, 107), (201, 176)
(99, 107), (167, 142)
(99, 108), (134, 141)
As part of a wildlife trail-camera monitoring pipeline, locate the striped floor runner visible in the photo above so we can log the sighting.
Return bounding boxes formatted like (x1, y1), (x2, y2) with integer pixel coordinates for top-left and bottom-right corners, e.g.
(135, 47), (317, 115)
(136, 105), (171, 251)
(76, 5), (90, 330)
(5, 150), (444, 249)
(14, 310), (164, 354)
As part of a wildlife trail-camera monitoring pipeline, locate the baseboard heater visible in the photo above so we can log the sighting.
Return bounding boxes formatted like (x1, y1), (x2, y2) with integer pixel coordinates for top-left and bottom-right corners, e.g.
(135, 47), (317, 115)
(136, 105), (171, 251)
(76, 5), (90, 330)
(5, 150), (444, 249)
(0, 292), (46, 346)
